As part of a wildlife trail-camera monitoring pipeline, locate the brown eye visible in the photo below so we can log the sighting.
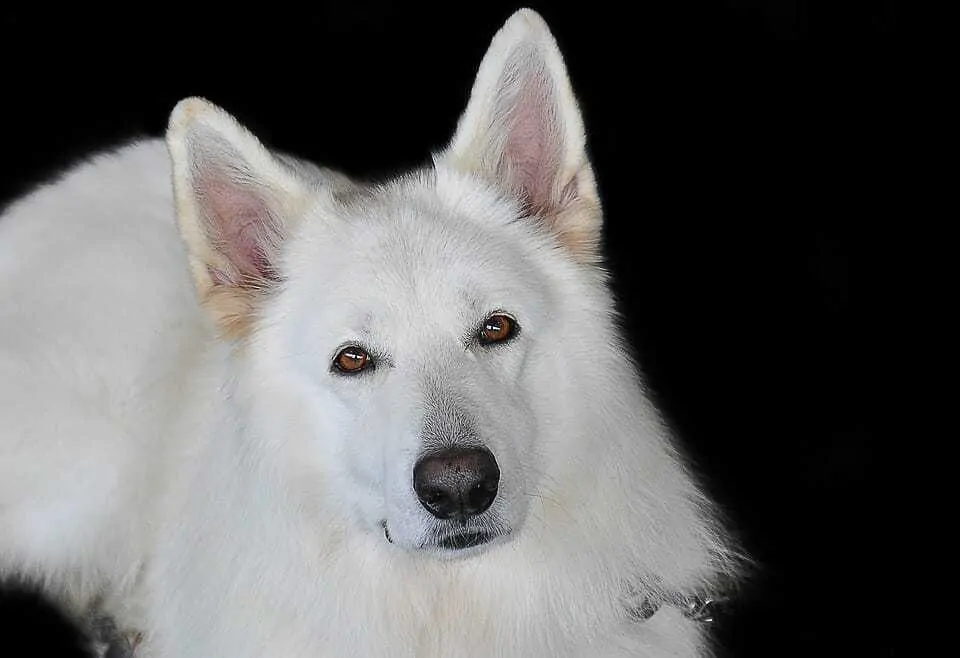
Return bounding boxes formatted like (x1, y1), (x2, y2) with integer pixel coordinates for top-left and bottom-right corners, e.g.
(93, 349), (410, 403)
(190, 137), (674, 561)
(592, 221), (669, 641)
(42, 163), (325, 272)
(333, 345), (372, 374)
(479, 313), (518, 345)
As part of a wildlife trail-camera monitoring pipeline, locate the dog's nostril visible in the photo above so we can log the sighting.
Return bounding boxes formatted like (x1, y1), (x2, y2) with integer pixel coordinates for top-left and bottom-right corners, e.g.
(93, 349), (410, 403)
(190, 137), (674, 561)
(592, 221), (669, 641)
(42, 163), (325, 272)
(423, 488), (445, 504)
(413, 447), (500, 520)
(467, 482), (493, 509)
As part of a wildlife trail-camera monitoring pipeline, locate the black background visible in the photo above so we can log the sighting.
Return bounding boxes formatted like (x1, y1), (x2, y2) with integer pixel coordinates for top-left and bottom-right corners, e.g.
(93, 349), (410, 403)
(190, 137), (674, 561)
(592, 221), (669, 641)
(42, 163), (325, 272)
(0, 1), (905, 656)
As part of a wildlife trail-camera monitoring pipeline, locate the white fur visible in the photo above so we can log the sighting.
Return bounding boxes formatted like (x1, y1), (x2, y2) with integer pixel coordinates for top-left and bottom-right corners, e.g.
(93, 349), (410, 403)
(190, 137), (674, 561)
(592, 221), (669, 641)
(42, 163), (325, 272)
(0, 9), (738, 657)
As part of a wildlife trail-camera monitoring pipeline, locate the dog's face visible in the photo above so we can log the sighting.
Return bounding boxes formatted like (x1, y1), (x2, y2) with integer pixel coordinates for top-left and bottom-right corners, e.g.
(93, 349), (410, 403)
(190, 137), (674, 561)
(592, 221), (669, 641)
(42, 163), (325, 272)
(165, 10), (603, 559)
(274, 176), (556, 555)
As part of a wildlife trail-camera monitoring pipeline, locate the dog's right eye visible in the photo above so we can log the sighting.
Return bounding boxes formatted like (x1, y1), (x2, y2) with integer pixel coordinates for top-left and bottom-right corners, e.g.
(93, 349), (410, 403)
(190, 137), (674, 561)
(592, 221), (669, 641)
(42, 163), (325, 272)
(333, 346), (372, 374)
(478, 313), (519, 346)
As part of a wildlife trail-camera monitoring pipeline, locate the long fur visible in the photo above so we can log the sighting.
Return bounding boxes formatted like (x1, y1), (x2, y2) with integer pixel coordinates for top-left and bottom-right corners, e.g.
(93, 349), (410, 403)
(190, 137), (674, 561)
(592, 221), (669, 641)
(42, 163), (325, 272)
(0, 9), (739, 657)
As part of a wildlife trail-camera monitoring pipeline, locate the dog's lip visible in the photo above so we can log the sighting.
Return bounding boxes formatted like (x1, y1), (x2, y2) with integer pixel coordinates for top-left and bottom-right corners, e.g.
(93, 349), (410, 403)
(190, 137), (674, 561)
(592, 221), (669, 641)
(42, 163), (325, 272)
(432, 530), (499, 551)
(380, 521), (507, 551)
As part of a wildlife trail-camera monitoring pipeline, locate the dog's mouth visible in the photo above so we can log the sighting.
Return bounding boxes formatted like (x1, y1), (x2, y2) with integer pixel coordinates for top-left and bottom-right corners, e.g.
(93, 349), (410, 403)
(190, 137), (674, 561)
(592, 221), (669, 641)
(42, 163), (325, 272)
(380, 521), (505, 553)
(435, 531), (494, 551)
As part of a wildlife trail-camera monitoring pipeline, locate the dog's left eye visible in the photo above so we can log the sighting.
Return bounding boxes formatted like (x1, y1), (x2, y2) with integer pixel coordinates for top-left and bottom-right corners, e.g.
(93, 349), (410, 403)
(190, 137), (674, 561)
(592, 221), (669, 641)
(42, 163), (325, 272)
(333, 345), (372, 374)
(479, 313), (519, 345)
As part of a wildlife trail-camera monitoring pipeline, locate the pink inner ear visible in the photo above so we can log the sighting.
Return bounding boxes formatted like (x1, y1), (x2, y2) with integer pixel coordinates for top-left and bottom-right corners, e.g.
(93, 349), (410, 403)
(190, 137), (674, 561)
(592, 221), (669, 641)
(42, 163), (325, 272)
(196, 170), (279, 284)
(502, 63), (564, 216)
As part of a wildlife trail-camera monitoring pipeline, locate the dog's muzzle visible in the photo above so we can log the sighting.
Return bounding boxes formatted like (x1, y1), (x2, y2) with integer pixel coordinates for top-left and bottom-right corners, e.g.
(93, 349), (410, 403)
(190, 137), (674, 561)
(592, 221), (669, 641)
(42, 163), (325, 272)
(381, 446), (505, 553)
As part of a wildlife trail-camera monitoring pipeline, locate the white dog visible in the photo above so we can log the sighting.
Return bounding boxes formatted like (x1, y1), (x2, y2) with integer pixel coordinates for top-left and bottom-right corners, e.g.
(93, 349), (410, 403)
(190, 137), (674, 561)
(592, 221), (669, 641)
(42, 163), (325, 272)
(0, 9), (739, 657)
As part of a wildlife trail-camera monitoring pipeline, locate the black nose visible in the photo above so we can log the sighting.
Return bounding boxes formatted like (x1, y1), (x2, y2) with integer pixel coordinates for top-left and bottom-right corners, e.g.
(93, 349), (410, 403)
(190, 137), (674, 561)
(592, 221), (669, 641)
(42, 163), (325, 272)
(413, 447), (500, 520)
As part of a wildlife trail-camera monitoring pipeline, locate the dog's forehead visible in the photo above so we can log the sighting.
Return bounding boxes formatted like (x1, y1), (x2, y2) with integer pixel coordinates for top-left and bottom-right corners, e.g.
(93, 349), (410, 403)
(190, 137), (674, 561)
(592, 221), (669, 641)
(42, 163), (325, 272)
(288, 179), (546, 335)
(302, 180), (528, 284)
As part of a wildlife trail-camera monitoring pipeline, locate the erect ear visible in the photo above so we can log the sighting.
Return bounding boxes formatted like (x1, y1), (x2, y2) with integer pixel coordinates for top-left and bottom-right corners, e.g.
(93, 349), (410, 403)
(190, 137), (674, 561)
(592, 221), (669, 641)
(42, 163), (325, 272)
(439, 9), (602, 263)
(166, 97), (308, 338)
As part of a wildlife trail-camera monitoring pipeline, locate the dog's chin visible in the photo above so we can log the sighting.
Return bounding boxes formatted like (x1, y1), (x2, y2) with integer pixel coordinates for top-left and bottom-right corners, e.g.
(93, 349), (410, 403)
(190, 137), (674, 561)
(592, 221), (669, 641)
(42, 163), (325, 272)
(380, 520), (509, 559)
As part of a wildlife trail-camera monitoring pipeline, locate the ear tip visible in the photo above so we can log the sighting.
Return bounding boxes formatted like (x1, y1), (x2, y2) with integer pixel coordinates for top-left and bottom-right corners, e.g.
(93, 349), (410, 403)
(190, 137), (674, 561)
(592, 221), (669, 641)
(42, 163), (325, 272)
(494, 10), (564, 63)
(503, 8), (552, 38)
(167, 97), (221, 137)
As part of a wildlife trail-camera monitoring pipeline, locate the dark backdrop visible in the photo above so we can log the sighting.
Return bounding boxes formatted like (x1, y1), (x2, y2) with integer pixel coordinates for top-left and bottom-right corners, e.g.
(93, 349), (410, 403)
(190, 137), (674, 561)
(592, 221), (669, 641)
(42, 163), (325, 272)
(0, 2), (905, 656)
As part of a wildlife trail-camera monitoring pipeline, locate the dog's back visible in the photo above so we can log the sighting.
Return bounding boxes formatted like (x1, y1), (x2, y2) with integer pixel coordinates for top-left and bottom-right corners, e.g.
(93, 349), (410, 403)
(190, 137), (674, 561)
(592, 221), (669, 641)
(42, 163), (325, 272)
(0, 140), (201, 614)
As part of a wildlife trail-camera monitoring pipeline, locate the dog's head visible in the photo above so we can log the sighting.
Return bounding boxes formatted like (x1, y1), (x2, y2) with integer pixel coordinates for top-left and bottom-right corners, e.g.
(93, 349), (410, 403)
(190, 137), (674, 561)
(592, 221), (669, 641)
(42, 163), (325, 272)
(165, 10), (606, 559)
